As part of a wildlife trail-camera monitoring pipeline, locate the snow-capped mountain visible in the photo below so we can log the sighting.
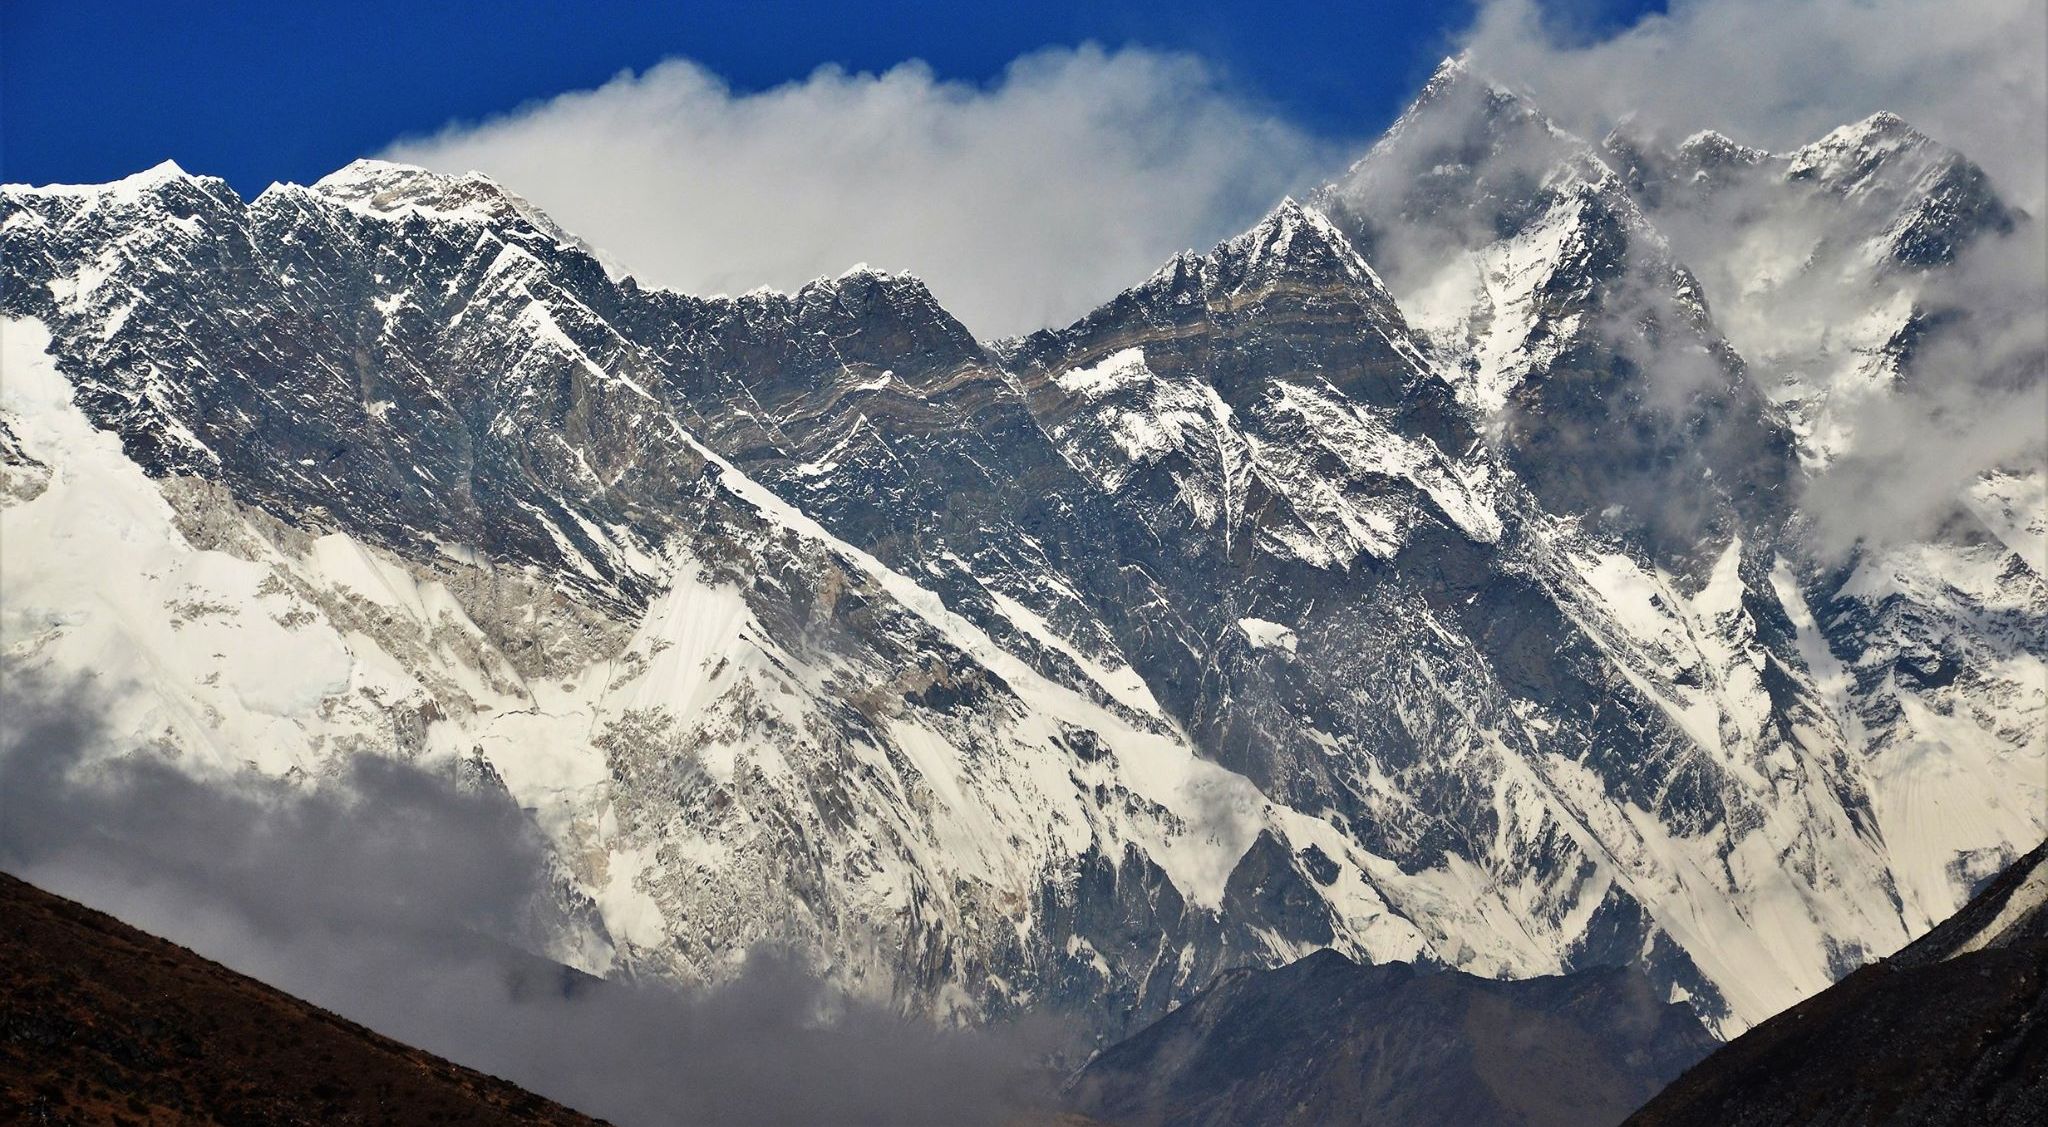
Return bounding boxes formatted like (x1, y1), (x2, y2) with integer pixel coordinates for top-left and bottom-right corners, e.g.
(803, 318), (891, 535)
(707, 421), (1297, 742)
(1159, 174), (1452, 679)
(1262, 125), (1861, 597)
(2, 60), (2040, 1047)
(1316, 55), (1791, 569)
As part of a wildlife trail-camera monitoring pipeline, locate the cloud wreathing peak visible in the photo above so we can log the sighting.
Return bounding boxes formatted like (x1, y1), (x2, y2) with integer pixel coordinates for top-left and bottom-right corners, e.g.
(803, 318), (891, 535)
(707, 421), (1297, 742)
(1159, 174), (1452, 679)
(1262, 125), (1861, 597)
(385, 45), (1331, 339)
(1447, 0), (2045, 559)
(1801, 219), (2048, 557)
(1458, 0), (2048, 212)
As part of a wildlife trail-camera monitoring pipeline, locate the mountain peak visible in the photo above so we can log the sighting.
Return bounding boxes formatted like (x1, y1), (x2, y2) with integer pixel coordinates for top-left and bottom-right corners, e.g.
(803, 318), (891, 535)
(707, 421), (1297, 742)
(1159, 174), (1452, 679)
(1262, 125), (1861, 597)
(129, 158), (193, 185)
(1849, 110), (1919, 139)
(3, 158), (208, 202)
(1417, 51), (1494, 102)
(1782, 110), (1992, 212)
(827, 262), (916, 286)
(790, 263), (949, 317)
(759, 263), (984, 364)
(1789, 111), (1939, 175)
(1675, 129), (1770, 168)
(1127, 196), (1396, 307)
(312, 158), (505, 211)
(780, 261), (934, 300)
(1409, 50), (1525, 116)
(1426, 51), (1473, 85)
(1227, 197), (1371, 274)
(1244, 194), (1316, 236)
(313, 156), (436, 187)
(304, 158), (583, 248)
(1333, 50), (1573, 204)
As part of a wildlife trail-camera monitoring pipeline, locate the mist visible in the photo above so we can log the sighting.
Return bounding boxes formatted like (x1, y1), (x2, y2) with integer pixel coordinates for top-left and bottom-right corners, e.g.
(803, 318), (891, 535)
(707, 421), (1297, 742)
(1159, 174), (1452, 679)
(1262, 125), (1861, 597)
(1801, 221), (2048, 556)
(0, 668), (1060, 1126)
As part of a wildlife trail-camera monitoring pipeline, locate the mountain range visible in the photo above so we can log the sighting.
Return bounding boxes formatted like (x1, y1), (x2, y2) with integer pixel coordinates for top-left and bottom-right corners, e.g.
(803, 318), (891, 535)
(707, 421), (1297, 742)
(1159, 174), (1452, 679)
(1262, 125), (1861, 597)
(1, 54), (2041, 1065)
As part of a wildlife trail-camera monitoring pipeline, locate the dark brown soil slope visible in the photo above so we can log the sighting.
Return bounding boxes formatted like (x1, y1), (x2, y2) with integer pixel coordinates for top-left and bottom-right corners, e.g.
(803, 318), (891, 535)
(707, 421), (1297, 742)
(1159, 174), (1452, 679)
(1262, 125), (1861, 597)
(0, 869), (604, 1126)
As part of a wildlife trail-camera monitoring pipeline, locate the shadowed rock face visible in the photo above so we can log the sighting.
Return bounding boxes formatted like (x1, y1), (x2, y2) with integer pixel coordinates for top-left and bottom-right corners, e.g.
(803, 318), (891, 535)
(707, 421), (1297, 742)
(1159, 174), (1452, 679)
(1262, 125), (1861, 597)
(1068, 948), (1717, 1127)
(1626, 841), (2048, 1127)
(0, 869), (604, 1126)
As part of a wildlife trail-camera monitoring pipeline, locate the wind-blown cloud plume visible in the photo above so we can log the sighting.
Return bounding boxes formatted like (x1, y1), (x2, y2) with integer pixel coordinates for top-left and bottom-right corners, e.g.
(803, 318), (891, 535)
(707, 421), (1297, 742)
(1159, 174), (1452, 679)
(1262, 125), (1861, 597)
(385, 45), (1328, 339)
(0, 670), (1058, 1126)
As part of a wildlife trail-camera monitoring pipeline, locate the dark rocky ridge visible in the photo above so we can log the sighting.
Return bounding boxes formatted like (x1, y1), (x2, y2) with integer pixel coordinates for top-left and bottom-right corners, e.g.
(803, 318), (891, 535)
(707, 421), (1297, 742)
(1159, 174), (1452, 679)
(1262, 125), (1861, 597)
(1068, 948), (1717, 1127)
(1626, 841), (2048, 1126)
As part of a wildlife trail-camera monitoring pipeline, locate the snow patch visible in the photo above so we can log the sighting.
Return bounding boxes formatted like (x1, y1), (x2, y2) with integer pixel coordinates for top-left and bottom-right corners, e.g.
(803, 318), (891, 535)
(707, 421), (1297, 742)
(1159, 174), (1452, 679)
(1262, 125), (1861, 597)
(1237, 618), (1298, 653)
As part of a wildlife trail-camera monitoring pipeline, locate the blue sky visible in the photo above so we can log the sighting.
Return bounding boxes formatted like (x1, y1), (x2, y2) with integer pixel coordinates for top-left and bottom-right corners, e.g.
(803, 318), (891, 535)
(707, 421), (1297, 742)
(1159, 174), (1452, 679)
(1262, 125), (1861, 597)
(2, 0), (1662, 193)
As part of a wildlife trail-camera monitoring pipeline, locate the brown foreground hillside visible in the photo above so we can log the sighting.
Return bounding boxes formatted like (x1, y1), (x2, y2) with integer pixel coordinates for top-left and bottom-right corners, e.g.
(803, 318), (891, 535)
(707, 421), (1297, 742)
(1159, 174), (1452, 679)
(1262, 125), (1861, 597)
(1626, 841), (2048, 1126)
(0, 869), (604, 1126)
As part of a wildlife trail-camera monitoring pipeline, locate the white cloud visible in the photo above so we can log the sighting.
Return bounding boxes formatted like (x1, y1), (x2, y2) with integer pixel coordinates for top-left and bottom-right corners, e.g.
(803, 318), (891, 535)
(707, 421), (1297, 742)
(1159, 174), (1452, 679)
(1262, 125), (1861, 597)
(1459, 0), (2048, 211)
(385, 45), (1328, 339)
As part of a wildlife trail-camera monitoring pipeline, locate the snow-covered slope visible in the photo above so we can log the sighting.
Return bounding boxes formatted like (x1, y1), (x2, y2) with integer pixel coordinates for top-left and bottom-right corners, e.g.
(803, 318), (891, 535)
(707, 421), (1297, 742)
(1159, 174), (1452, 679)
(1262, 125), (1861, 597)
(0, 310), (1393, 1040)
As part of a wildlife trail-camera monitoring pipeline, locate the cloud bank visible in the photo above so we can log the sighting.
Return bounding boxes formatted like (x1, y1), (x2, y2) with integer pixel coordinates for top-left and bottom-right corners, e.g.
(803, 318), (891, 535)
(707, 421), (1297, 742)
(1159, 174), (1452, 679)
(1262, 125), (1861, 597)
(0, 671), (1057, 1126)
(1801, 221), (2048, 555)
(385, 45), (1328, 339)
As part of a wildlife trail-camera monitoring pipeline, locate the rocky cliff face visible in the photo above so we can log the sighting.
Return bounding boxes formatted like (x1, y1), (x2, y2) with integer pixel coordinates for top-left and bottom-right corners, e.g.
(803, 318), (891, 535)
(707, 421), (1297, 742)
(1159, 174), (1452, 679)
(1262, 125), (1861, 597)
(1, 59), (2040, 1049)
